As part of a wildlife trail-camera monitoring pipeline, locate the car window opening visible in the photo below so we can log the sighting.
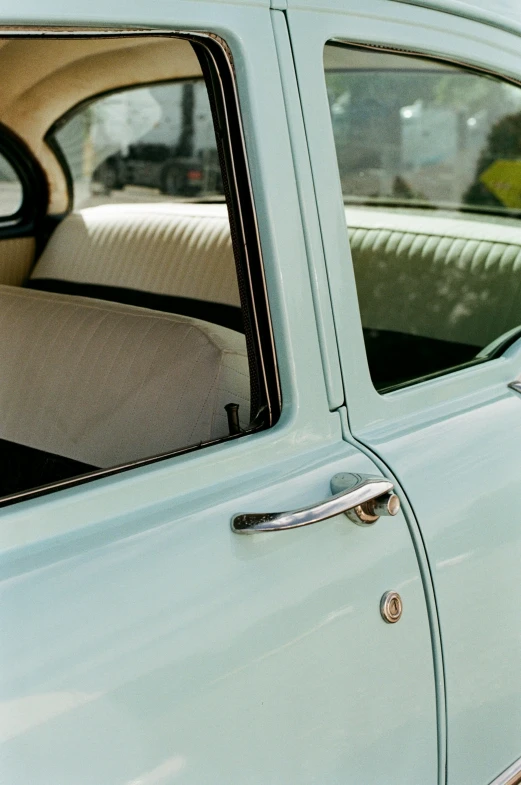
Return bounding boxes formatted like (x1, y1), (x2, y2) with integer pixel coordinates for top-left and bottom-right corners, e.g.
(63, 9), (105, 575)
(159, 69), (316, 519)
(0, 33), (278, 505)
(324, 42), (521, 392)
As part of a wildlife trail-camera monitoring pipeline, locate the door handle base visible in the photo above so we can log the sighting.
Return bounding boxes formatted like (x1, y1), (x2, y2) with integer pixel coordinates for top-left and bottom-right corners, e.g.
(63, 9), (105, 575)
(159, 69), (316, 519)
(331, 473), (400, 526)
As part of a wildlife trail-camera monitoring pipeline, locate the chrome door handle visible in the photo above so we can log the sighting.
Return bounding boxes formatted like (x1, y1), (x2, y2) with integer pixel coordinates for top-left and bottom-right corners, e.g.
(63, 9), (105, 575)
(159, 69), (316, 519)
(231, 473), (400, 534)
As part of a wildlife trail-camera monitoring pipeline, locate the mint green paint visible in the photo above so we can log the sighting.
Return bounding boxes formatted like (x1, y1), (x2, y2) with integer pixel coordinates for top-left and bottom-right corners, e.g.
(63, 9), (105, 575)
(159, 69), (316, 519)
(338, 407), (448, 785)
(286, 2), (521, 781)
(392, 0), (521, 37)
(0, 5), (438, 783)
(1, 439), (438, 784)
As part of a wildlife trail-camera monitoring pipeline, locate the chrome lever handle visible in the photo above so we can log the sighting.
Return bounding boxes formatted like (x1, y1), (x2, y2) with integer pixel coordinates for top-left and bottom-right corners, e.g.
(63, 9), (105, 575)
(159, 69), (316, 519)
(231, 473), (400, 534)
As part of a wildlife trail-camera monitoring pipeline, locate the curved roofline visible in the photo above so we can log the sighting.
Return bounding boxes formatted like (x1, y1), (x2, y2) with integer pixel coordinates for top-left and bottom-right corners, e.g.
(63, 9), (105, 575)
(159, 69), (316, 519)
(392, 0), (521, 37)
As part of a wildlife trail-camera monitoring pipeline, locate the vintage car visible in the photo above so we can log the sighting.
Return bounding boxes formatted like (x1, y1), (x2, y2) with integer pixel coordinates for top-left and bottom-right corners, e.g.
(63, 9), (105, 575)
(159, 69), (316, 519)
(0, 0), (520, 783)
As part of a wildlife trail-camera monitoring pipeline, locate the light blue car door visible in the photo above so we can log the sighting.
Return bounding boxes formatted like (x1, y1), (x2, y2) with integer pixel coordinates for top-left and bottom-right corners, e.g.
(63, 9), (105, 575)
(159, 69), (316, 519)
(0, 2), (438, 784)
(287, 1), (521, 784)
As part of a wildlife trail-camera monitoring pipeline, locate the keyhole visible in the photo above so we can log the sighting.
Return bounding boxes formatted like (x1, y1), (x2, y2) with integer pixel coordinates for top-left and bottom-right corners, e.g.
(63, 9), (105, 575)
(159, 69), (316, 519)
(380, 591), (403, 623)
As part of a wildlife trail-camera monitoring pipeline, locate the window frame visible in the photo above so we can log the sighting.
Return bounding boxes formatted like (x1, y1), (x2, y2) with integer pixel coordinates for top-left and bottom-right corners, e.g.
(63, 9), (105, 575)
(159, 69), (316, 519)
(0, 30), (281, 508)
(285, 0), (521, 438)
(324, 39), (521, 393)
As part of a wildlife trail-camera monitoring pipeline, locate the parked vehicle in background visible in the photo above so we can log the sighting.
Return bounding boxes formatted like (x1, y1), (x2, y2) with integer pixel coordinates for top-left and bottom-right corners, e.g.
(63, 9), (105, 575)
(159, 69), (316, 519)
(55, 80), (222, 201)
(93, 144), (222, 196)
(91, 81), (223, 197)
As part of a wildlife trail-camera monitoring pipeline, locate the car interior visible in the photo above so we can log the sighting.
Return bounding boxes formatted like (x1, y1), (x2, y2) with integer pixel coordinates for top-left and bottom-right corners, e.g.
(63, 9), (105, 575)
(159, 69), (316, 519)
(0, 34), (519, 501)
(0, 35), (259, 501)
(324, 43), (521, 389)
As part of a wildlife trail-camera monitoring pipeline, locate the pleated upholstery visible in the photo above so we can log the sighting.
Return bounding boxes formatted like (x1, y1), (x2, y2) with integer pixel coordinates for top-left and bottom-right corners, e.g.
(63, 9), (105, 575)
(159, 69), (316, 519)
(347, 208), (521, 347)
(31, 203), (240, 307)
(32, 203), (521, 351)
(0, 285), (249, 468)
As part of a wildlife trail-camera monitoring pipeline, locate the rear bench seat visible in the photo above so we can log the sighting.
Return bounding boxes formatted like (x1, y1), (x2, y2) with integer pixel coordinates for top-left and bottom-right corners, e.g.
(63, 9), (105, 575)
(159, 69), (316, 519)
(27, 201), (521, 390)
(346, 207), (521, 349)
(30, 203), (242, 331)
(345, 207), (521, 386)
(0, 285), (249, 497)
(30, 202), (521, 350)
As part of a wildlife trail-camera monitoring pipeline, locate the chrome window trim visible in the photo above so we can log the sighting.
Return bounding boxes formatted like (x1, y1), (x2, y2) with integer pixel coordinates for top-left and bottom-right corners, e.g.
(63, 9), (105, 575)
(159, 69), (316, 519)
(0, 428), (253, 509)
(489, 756), (521, 785)
(192, 32), (281, 423)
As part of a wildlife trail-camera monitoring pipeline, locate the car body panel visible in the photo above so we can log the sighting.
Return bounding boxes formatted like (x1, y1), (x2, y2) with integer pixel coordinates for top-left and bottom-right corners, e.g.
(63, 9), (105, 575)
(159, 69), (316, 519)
(285, 1), (521, 781)
(0, 0), (519, 781)
(355, 354), (521, 785)
(0, 6), (439, 783)
(392, 0), (521, 37)
(1, 439), (438, 785)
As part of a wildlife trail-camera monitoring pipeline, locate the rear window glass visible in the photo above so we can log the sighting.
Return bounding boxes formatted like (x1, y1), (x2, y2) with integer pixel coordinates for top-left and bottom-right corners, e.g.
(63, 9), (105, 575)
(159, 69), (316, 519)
(53, 80), (223, 209)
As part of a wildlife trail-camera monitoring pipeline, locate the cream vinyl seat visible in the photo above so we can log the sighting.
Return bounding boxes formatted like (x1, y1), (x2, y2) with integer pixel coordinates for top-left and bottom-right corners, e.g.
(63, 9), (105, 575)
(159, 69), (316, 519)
(347, 207), (521, 348)
(30, 202), (521, 351)
(0, 285), (249, 470)
(30, 202), (242, 329)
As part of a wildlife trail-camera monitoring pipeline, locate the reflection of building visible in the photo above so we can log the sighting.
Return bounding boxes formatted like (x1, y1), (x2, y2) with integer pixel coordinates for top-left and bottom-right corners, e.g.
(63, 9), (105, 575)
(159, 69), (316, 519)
(327, 61), (521, 208)
(400, 101), (458, 168)
(0, 153), (17, 182)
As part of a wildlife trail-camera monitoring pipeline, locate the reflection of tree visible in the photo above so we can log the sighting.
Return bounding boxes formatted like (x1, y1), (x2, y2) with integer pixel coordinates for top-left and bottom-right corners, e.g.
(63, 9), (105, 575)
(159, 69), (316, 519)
(464, 109), (521, 208)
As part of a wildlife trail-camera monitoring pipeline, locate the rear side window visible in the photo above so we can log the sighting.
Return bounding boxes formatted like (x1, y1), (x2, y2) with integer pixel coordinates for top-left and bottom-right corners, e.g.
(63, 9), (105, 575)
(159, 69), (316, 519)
(324, 42), (521, 392)
(52, 80), (222, 209)
(325, 44), (521, 217)
(0, 34), (278, 506)
(0, 151), (23, 217)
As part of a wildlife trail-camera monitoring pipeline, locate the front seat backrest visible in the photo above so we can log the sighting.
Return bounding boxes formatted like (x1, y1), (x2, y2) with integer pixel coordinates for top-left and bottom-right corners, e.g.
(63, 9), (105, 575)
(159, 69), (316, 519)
(0, 285), (249, 468)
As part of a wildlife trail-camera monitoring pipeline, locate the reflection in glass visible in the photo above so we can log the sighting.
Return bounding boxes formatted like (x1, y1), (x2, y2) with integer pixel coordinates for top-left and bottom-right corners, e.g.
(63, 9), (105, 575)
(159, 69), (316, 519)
(0, 153), (22, 216)
(324, 43), (521, 392)
(324, 44), (521, 217)
(55, 80), (222, 209)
